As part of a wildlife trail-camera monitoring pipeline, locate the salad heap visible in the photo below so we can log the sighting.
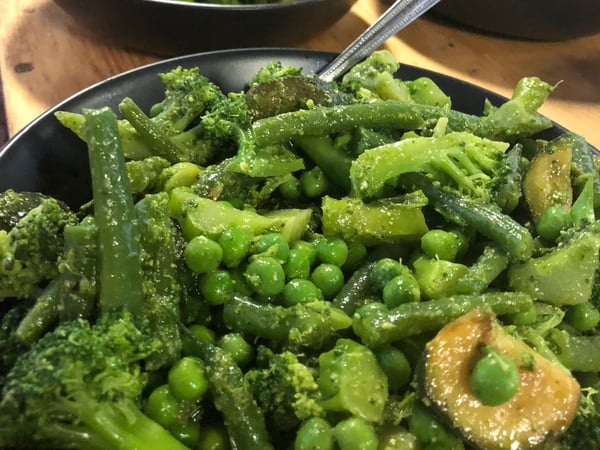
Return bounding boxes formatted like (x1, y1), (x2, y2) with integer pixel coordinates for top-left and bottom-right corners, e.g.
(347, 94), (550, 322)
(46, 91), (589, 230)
(1, 50), (599, 449)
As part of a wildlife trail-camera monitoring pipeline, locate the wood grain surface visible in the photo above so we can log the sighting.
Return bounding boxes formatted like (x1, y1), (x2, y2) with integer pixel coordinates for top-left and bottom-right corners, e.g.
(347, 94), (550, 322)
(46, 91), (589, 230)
(1, 0), (599, 148)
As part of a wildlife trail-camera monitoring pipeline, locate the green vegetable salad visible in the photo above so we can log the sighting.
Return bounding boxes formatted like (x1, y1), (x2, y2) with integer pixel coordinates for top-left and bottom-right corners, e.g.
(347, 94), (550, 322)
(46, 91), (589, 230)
(1, 49), (600, 449)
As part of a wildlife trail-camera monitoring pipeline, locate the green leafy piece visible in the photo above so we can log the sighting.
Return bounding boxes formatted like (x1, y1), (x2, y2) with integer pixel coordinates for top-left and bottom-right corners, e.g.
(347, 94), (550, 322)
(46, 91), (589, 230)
(318, 338), (388, 423)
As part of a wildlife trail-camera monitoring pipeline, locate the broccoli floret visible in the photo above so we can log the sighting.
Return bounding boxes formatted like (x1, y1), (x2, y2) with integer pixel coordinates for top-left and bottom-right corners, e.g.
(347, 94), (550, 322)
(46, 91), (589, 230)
(340, 50), (412, 103)
(0, 190), (54, 232)
(0, 300), (31, 389)
(555, 387), (600, 448)
(0, 196), (77, 301)
(0, 311), (189, 450)
(250, 61), (303, 86)
(350, 131), (510, 201)
(246, 346), (323, 433)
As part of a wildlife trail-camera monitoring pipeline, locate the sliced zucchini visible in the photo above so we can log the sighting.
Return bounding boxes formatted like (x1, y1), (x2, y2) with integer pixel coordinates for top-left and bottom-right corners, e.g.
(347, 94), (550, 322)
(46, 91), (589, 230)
(423, 308), (580, 449)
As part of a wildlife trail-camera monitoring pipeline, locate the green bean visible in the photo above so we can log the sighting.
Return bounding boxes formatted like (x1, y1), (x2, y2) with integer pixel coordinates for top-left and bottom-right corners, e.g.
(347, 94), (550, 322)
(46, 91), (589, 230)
(252, 102), (474, 147)
(57, 217), (97, 322)
(180, 325), (274, 450)
(353, 292), (533, 347)
(454, 245), (509, 295)
(332, 261), (376, 315)
(222, 294), (351, 350)
(294, 135), (353, 191)
(83, 107), (143, 315)
(400, 172), (534, 262)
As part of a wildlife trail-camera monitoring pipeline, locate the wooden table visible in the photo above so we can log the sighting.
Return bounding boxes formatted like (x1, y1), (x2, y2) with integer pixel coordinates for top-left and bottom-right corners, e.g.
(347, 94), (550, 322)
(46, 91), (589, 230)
(1, 0), (599, 148)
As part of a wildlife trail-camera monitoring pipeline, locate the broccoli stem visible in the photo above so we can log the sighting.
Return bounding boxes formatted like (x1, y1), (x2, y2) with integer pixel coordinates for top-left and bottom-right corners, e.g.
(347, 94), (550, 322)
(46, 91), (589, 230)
(68, 399), (190, 450)
(83, 108), (143, 316)
(119, 97), (181, 163)
(14, 278), (60, 345)
(353, 292), (533, 348)
(400, 172), (534, 262)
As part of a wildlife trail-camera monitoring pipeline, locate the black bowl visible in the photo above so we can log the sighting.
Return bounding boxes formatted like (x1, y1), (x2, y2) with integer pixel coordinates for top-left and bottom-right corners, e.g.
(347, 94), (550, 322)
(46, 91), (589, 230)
(54, 0), (357, 56)
(0, 48), (594, 210)
(431, 0), (600, 41)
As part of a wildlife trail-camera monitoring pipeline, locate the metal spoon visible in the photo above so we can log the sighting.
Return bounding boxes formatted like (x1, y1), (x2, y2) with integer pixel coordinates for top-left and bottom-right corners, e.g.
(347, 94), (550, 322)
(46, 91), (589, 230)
(318, 0), (442, 82)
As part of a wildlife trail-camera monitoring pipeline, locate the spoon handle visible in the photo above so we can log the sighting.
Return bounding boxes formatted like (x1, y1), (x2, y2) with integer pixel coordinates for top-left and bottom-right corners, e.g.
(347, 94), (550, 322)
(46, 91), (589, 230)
(318, 0), (441, 82)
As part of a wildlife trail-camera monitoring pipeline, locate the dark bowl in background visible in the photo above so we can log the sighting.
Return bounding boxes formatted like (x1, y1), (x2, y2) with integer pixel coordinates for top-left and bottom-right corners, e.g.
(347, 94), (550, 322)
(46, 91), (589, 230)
(431, 0), (600, 41)
(54, 0), (357, 56)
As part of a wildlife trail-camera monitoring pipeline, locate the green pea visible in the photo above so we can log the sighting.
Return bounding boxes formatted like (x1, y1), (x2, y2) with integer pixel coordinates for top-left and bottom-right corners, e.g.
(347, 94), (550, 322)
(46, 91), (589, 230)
(184, 235), (223, 273)
(409, 402), (462, 448)
(218, 333), (255, 368)
(283, 279), (324, 306)
(188, 324), (216, 344)
(333, 416), (378, 450)
(170, 421), (201, 447)
(300, 167), (329, 198)
(311, 263), (345, 299)
(470, 346), (520, 406)
(278, 176), (303, 200)
(197, 423), (231, 450)
(181, 324), (216, 356)
(252, 232), (290, 261)
(230, 267), (254, 296)
(295, 417), (334, 450)
(504, 305), (538, 326)
(218, 227), (252, 268)
(370, 258), (405, 291)
(284, 248), (312, 280)
(565, 301), (600, 332)
(292, 240), (318, 266)
(375, 346), (412, 392)
(168, 357), (209, 403)
(536, 205), (570, 241)
(342, 241), (368, 273)
(201, 270), (235, 305)
(420, 229), (461, 262)
(145, 384), (181, 427)
(382, 273), (421, 308)
(244, 256), (286, 296)
(316, 237), (349, 267)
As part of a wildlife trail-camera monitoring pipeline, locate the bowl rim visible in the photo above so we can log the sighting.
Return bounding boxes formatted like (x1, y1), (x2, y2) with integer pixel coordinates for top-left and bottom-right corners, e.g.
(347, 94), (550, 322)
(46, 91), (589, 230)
(137, 0), (333, 11)
(2, 46), (597, 160)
